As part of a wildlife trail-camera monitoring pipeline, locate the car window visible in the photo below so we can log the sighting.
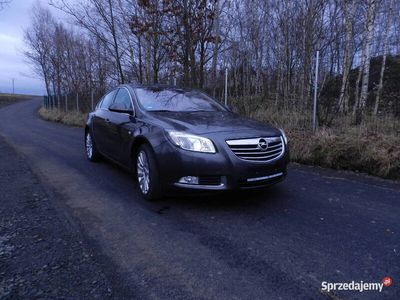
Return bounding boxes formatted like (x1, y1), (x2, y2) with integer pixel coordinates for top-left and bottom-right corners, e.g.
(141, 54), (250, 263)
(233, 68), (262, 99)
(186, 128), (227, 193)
(134, 87), (226, 112)
(100, 90), (117, 109)
(111, 88), (133, 111)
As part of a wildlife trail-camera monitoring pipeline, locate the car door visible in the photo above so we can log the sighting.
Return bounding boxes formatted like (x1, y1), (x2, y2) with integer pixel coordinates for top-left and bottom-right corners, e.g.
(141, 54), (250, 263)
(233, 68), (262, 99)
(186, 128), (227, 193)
(106, 88), (135, 165)
(92, 89), (117, 156)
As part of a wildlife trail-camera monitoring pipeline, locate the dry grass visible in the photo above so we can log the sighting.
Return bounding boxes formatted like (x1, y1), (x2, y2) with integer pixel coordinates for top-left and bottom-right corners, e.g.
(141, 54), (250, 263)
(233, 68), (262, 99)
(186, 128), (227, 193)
(247, 106), (400, 179)
(38, 107), (86, 127)
(289, 129), (400, 179)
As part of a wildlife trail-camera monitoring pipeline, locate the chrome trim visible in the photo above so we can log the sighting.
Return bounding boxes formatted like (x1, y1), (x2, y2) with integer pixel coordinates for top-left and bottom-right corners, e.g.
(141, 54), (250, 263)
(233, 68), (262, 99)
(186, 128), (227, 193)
(233, 148), (282, 156)
(226, 136), (281, 146)
(247, 172), (284, 182)
(120, 86), (136, 117)
(226, 136), (285, 163)
(174, 182), (226, 190)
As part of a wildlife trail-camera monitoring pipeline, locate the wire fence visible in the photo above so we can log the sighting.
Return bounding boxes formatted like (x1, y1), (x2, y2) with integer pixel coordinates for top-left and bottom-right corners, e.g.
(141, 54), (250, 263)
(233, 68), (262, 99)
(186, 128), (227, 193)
(43, 91), (103, 114)
(41, 84), (400, 137)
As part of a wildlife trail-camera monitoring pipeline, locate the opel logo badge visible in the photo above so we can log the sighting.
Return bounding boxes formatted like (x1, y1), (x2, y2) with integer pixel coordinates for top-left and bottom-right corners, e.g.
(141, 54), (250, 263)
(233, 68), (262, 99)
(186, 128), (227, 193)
(258, 138), (268, 150)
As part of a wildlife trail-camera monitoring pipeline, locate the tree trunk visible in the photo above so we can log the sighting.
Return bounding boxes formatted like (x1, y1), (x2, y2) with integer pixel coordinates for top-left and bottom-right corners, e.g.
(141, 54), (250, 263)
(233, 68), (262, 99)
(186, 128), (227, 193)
(211, 0), (220, 97)
(338, 0), (354, 113)
(374, 0), (393, 115)
(356, 0), (377, 124)
(108, 0), (124, 84)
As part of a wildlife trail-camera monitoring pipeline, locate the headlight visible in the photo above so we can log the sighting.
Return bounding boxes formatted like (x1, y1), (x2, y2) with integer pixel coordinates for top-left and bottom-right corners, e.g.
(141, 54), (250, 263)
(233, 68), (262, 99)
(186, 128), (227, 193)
(279, 129), (288, 144)
(167, 131), (216, 153)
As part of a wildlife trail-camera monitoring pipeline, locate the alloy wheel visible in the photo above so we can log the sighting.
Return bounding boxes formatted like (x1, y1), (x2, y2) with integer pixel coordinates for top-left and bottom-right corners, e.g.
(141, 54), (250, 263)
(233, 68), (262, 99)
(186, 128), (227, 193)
(137, 150), (150, 194)
(86, 133), (93, 159)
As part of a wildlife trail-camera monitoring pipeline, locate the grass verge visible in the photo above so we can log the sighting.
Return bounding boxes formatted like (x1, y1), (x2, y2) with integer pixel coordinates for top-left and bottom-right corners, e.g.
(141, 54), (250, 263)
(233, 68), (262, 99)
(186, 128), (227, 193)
(248, 107), (400, 180)
(38, 107), (86, 127)
(288, 129), (400, 179)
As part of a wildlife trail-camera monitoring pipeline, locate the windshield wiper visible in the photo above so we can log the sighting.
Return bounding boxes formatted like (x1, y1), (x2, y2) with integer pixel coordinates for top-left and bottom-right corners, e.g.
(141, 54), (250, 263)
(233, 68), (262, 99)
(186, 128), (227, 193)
(185, 110), (215, 113)
(151, 110), (173, 112)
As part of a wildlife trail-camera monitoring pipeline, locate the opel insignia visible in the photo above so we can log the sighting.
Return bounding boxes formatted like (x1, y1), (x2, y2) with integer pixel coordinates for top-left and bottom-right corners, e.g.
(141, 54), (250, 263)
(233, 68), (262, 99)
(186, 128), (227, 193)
(85, 84), (289, 200)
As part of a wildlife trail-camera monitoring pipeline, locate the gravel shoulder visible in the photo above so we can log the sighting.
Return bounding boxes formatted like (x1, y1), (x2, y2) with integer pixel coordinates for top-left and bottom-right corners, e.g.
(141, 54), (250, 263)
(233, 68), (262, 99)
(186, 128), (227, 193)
(0, 136), (130, 299)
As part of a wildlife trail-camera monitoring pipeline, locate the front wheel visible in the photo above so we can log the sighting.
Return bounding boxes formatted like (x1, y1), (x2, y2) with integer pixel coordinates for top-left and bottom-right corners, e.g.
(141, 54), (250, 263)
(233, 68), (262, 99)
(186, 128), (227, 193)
(136, 144), (162, 201)
(85, 130), (101, 162)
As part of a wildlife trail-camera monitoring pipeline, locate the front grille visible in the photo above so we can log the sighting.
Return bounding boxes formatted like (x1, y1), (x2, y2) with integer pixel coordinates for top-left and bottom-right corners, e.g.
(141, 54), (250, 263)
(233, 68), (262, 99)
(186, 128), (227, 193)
(198, 176), (221, 186)
(226, 136), (284, 162)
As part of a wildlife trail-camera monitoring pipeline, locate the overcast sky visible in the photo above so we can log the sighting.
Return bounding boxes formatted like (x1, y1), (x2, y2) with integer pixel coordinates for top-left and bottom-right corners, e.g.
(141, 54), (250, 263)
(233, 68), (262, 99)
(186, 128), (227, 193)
(0, 0), (66, 95)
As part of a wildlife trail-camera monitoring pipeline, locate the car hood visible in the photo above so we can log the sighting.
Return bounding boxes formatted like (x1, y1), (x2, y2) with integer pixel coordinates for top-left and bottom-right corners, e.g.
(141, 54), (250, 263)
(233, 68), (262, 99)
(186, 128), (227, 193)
(148, 111), (281, 137)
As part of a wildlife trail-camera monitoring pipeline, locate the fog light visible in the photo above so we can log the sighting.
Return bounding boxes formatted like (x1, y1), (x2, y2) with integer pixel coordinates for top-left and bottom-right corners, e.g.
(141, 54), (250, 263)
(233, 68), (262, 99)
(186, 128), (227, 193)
(178, 176), (199, 184)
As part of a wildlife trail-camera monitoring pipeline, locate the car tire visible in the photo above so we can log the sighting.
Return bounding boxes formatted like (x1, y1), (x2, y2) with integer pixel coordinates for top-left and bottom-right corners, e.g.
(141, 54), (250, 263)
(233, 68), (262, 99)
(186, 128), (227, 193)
(85, 129), (101, 162)
(136, 144), (162, 201)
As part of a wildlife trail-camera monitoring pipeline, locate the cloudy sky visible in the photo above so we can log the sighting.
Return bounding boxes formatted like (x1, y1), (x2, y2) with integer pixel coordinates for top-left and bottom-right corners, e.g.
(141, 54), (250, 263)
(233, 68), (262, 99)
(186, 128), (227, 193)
(0, 0), (66, 95)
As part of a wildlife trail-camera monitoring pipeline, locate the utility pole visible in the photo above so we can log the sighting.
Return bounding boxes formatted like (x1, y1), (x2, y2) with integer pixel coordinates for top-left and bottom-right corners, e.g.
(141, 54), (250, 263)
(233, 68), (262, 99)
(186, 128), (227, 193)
(11, 78), (15, 94)
(312, 51), (320, 133)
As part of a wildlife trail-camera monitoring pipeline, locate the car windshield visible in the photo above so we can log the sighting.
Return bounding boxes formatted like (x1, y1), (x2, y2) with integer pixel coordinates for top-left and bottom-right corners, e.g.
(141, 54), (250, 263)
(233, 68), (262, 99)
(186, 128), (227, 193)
(134, 87), (226, 112)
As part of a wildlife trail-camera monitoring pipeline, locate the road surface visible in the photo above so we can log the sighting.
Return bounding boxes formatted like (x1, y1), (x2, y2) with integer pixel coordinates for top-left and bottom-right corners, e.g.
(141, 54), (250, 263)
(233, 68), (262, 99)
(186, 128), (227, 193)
(0, 99), (399, 299)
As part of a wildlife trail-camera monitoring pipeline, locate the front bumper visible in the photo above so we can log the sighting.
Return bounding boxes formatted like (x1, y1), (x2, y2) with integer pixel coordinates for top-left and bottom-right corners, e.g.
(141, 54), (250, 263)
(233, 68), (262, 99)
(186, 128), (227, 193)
(154, 137), (289, 193)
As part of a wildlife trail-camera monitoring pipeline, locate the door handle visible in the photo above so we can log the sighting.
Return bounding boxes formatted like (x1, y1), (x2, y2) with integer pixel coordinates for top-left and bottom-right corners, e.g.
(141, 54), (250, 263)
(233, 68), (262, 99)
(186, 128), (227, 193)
(105, 118), (111, 123)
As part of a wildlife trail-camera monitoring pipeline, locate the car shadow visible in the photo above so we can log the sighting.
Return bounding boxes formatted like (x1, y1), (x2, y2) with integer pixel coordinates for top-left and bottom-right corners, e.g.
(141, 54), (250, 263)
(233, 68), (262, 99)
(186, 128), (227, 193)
(154, 184), (290, 213)
(92, 156), (291, 214)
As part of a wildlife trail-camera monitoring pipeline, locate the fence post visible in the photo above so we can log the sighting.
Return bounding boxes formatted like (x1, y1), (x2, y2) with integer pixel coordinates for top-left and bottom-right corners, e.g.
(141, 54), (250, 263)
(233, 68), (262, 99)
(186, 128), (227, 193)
(91, 91), (94, 111)
(76, 93), (79, 113)
(65, 95), (68, 113)
(312, 50), (320, 133)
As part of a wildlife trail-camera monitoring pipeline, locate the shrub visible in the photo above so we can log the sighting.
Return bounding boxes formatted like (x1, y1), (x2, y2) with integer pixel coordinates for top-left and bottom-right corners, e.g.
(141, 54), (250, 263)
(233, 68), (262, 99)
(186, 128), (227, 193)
(38, 107), (86, 127)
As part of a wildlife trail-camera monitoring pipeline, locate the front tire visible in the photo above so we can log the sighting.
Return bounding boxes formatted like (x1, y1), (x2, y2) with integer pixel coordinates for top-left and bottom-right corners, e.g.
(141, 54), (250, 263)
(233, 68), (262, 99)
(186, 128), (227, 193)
(136, 144), (162, 201)
(85, 130), (101, 162)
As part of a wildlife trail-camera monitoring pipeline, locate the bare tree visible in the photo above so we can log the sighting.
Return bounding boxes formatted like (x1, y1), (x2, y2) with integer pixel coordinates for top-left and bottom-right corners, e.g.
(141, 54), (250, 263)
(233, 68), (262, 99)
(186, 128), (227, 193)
(24, 5), (55, 96)
(51, 0), (126, 83)
(374, 0), (393, 115)
(23, 0), (400, 119)
(0, 0), (11, 10)
(338, 0), (355, 114)
(355, 0), (377, 123)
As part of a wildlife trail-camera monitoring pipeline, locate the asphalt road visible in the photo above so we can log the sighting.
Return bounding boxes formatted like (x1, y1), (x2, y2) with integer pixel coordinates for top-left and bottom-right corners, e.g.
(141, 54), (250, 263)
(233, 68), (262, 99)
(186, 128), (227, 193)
(0, 99), (399, 299)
